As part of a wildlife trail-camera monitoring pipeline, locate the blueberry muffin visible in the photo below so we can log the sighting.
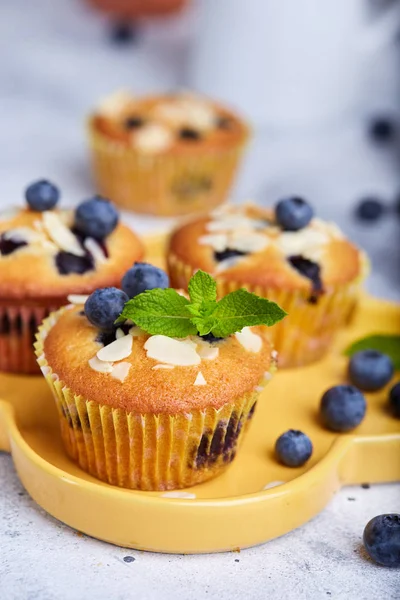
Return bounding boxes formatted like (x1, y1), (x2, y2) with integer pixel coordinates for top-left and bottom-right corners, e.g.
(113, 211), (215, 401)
(168, 198), (369, 367)
(88, 91), (250, 216)
(35, 266), (284, 490)
(0, 180), (143, 373)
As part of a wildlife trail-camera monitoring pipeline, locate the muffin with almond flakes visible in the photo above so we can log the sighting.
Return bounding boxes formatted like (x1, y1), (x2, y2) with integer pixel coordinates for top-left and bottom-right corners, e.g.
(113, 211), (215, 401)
(167, 199), (369, 367)
(88, 90), (250, 216)
(0, 179), (143, 373)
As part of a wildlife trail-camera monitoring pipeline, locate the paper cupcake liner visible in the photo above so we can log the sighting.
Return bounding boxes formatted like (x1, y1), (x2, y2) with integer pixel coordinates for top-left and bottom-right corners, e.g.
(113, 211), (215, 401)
(168, 252), (368, 368)
(88, 119), (249, 217)
(35, 308), (270, 491)
(86, 0), (187, 17)
(0, 302), (60, 374)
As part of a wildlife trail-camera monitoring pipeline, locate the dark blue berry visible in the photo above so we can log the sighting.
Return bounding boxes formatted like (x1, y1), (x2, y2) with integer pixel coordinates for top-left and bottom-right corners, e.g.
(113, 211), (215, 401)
(121, 263), (169, 299)
(363, 514), (400, 567)
(320, 385), (366, 432)
(74, 196), (118, 240)
(389, 382), (400, 418)
(124, 116), (144, 130)
(275, 429), (313, 467)
(355, 198), (385, 222)
(110, 22), (140, 45)
(84, 288), (129, 331)
(275, 197), (314, 231)
(287, 255), (323, 303)
(0, 234), (27, 256)
(25, 180), (60, 212)
(369, 118), (396, 143)
(348, 350), (394, 392)
(55, 251), (94, 275)
(200, 333), (224, 343)
(214, 248), (247, 262)
(179, 128), (201, 141)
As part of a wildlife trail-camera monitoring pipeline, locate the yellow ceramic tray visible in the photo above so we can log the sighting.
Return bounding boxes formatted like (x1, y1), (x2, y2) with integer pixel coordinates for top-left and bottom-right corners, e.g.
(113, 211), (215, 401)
(0, 235), (399, 554)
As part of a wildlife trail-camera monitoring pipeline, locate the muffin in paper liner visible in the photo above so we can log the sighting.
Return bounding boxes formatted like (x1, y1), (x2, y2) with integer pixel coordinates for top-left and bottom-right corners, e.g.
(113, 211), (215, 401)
(167, 251), (368, 368)
(88, 120), (248, 217)
(0, 301), (59, 374)
(35, 308), (274, 491)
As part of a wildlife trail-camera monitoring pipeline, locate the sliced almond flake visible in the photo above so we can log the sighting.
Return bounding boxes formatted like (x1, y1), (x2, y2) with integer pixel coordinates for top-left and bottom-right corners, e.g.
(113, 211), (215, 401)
(88, 356), (113, 373)
(134, 124), (173, 154)
(235, 327), (262, 353)
(67, 294), (89, 305)
(276, 228), (328, 258)
(197, 344), (219, 360)
(210, 204), (231, 218)
(42, 211), (85, 257)
(33, 219), (44, 232)
(111, 361), (131, 382)
(229, 231), (269, 253)
(84, 237), (106, 264)
(206, 214), (254, 233)
(152, 364), (175, 370)
(144, 335), (201, 366)
(161, 491), (196, 499)
(215, 256), (244, 273)
(115, 328), (125, 339)
(198, 233), (228, 252)
(129, 326), (146, 337)
(98, 90), (132, 117)
(194, 371), (207, 386)
(3, 227), (45, 244)
(97, 334), (133, 362)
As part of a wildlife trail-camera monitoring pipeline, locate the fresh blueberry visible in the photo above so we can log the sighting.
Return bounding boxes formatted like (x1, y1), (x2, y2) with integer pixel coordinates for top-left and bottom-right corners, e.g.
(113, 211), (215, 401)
(287, 255), (323, 303)
(55, 251), (94, 275)
(389, 382), (400, 418)
(363, 514), (400, 567)
(84, 288), (129, 331)
(368, 117), (396, 143)
(25, 180), (60, 212)
(200, 332), (224, 343)
(74, 196), (118, 240)
(214, 248), (247, 263)
(0, 234), (27, 256)
(124, 116), (144, 130)
(275, 429), (313, 467)
(320, 385), (366, 432)
(121, 263), (169, 299)
(355, 197), (385, 222)
(275, 197), (314, 231)
(348, 350), (394, 392)
(179, 128), (201, 141)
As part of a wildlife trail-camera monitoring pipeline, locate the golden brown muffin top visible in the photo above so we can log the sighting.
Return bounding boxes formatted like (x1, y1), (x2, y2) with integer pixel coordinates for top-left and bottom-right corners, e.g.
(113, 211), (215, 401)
(41, 305), (274, 414)
(169, 203), (367, 294)
(90, 91), (249, 154)
(0, 208), (143, 300)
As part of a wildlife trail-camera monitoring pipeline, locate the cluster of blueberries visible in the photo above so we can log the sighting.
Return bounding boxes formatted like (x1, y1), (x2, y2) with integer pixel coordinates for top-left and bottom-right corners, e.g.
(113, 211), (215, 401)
(275, 350), (399, 567)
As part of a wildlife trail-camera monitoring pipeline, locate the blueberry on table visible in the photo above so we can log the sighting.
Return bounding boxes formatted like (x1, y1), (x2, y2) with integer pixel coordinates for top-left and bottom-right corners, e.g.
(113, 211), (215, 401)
(355, 197), (385, 222)
(348, 350), (394, 392)
(74, 196), (118, 240)
(363, 514), (400, 567)
(389, 382), (400, 418)
(275, 429), (313, 467)
(25, 180), (60, 211)
(84, 288), (129, 331)
(320, 385), (366, 432)
(368, 117), (396, 143)
(275, 197), (314, 231)
(122, 263), (169, 299)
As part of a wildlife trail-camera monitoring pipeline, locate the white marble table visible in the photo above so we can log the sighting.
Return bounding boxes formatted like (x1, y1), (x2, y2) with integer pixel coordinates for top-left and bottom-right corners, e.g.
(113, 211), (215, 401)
(0, 1), (399, 599)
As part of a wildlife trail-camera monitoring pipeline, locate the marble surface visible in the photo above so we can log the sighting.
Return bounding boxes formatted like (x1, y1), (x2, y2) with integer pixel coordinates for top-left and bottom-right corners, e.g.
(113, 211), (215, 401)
(0, 1), (399, 599)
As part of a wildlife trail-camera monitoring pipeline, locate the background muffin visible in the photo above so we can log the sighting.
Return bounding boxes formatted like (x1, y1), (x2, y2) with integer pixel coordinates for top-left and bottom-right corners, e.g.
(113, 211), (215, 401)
(35, 268), (285, 490)
(0, 180), (143, 373)
(88, 91), (250, 216)
(168, 199), (369, 367)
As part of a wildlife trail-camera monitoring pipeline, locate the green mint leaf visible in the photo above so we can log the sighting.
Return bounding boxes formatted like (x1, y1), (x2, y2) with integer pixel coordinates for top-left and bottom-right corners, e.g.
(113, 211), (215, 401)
(191, 315), (218, 337)
(188, 270), (217, 305)
(209, 288), (287, 338)
(119, 288), (197, 338)
(344, 334), (400, 370)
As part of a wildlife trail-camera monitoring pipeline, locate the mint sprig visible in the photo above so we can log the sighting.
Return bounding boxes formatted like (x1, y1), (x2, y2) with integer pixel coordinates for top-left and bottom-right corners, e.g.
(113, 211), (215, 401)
(344, 334), (400, 370)
(118, 270), (286, 338)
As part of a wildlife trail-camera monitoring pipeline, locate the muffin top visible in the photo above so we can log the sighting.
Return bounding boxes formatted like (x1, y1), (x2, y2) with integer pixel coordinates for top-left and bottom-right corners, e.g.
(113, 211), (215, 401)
(0, 183), (143, 300)
(90, 90), (249, 154)
(169, 201), (366, 299)
(41, 304), (275, 414)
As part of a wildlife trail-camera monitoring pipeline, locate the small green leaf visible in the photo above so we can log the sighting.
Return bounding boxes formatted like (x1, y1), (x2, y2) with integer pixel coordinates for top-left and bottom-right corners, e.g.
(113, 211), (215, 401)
(188, 270), (217, 305)
(344, 334), (400, 370)
(119, 288), (197, 338)
(209, 288), (287, 338)
(191, 315), (218, 336)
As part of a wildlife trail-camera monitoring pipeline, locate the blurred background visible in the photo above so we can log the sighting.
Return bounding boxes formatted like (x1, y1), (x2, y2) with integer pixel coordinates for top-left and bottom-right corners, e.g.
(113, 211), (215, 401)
(0, 0), (399, 299)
